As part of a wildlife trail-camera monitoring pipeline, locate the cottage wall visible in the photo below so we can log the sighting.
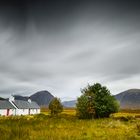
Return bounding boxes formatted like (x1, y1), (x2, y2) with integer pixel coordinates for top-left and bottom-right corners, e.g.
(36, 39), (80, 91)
(30, 109), (40, 114)
(30, 109), (35, 114)
(0, 109), (7, 116)
(10, 109), (16, 116)
(37, 109), (40, 114)
(16, 109), (29, 115)
(0, 108), (40, 116)
(0, 109), (15, 116)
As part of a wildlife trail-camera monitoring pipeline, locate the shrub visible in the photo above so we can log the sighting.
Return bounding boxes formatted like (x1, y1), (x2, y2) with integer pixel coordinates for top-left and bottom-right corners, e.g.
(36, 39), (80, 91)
(76, 83), (119, 119)
(76, 95), (95, 119)
(49, 97), (63, 116)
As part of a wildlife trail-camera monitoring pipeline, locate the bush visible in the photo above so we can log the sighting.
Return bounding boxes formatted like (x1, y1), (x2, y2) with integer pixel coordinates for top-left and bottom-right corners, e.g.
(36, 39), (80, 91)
(49, 97), (63, 116)
(76, 95), (95, 119)
(76, 83), (119, 119)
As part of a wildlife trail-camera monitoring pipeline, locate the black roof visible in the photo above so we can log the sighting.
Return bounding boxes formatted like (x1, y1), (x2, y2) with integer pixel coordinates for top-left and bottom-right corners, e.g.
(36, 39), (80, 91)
(30, 101), (40, 109)
(12, 100), (40, 109)
(0, 100), (15, 109)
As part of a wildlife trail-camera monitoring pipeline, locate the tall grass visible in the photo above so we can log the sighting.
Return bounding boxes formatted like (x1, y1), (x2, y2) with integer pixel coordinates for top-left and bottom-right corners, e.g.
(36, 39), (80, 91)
(0, 110), (140, 140)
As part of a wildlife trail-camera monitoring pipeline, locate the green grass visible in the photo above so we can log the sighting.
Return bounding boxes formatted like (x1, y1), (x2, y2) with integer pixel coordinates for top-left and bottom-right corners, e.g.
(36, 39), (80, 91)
(0, 109), (140, 140)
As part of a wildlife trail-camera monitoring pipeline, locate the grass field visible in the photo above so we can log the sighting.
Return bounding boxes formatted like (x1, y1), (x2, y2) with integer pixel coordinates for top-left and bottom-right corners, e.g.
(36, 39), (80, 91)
(0, 109), (140, 140)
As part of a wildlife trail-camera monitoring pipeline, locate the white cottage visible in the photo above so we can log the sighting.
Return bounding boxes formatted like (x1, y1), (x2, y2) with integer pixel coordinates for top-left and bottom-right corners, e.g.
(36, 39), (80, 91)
(9, 96), (40, 116)
(0, 100), (16, 116)
(0, 96), (40, 116)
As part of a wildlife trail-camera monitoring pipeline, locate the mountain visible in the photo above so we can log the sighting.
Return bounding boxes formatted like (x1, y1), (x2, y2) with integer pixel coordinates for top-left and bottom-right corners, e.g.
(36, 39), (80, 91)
(12, 90), (54, 107)
(62, 100), (76, 108)
(30, 90), (54, 107)
(13, 95), (28, 101)
(0, 97), (5, 100)
(114, 89), (140, 109)
(62, 89), (140, 109)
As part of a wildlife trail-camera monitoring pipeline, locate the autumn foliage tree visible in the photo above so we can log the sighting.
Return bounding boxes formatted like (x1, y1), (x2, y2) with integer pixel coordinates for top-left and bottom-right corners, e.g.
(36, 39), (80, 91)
(49, 97), (63, 116)
(76, 83), (119, 119)
(76, 95), (95, 119)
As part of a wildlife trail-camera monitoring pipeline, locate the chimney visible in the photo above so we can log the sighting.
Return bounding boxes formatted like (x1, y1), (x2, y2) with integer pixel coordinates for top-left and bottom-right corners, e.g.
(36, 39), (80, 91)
(9, 95), (15, 102)
(28, 98), (31, 103)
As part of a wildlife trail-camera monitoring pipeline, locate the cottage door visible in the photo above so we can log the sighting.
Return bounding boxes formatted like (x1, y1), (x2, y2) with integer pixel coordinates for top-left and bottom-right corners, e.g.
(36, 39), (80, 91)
(7, 109), (10, 116)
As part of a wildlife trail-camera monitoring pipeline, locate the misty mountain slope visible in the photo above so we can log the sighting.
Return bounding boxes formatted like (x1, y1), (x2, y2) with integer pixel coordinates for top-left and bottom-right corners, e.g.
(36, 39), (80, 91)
(30, 90), (54, 107)
(13, 95), (28, 101)
(62, 100), (76, 108)
(115, 89), (140, 109)
(62, 89), (140, 109)
(0, 97), (5, 100)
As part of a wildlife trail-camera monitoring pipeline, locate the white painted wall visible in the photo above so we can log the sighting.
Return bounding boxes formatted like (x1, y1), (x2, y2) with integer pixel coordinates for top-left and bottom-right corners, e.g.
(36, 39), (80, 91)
(0, 109), (16, 116)
(30, 109), (40, 115)
(15, 109), (29, 116)
(37, 109), (40, 114)
(30, 109), (35, 114)
(0, 108), (40, 116)
(15, 109), (40, 115)
(11, 109), (16, 115)
(0, 109), (7, 116)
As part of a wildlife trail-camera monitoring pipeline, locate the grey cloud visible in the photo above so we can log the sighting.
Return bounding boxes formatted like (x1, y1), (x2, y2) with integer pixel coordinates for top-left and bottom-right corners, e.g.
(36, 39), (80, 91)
(0, 0), (140, 99)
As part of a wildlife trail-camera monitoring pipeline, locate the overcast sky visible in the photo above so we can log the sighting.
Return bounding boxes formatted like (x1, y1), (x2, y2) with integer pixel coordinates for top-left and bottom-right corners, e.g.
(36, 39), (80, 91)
(0, 0), (140, 100)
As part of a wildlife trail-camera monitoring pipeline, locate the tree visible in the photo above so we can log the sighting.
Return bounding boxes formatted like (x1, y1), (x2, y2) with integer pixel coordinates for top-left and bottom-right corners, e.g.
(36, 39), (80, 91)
(49, 97), (63, 116)
(76, 95), (95, 119)
(76, 83), (119, 119)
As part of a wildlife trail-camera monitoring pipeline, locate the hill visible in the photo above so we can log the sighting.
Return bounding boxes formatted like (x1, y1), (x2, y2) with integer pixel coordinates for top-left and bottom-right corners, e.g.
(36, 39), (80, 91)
(62, 89), (140, 109)
(114, 89), (140, 109)
(12, 90), (54, 107)
(30, 90), (54, 107)
(62, 100), (76, 108)
(0, 97), (5, 100)
(13, 95), (28, 101)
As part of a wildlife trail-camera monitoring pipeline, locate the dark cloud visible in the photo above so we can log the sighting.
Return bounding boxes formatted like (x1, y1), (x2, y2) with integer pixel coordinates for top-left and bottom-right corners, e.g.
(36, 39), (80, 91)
(0, 0), (140, 99)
